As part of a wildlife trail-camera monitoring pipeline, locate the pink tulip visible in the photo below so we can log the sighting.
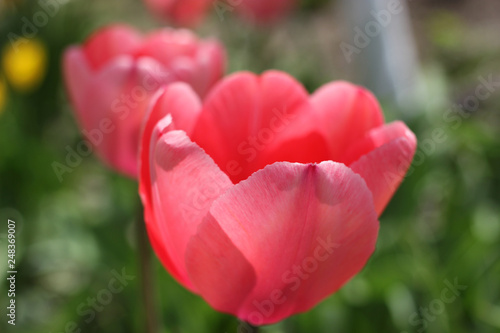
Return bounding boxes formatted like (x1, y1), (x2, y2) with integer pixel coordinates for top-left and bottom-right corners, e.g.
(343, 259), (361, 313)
(139, 71), (416, 325)
(236, 0), (295, 23)
(63, 24), (225, 177)
(143, 0), (294, 26)
(144, 0), (212, 27)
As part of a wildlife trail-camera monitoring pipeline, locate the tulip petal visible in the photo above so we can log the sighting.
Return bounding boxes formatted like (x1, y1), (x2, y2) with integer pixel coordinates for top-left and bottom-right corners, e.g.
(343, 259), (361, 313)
(260, 131), (330, 168)
(139, 84), (202, 250)
(148, 129), (233, 290)
(192, 71), (320, 182)
(139, 114), (187, 286)
(342, 121), (414, 165)
(191, 71), (258, 174)
(80, 56), (136, 174)
(311, 81), (385, 162)
(190, 40), (226, 97)
(145, 83), (202, 137)
(198, 161), (378, 325)
(139, 83), (203, 218)
(63, 47), (92, 125)
(140, 29), (199, 66)
(82, 57), (169, 177)
(83, 25), (142, 70)
(349, 122), (417, 215)
(139, 30), (225, 97)
(185, 215), (257, 313)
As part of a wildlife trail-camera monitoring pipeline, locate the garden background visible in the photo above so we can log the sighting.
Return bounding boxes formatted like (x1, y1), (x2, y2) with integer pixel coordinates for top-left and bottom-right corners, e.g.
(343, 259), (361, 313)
(0, 0), (499, 332)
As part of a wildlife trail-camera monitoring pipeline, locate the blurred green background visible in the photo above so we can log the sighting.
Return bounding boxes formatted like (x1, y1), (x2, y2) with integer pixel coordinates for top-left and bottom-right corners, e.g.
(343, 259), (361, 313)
(0, 0), (499, 332)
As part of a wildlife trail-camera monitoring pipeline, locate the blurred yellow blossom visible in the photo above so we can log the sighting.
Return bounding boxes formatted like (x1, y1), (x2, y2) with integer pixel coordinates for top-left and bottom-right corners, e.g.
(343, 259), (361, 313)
(2, 38), (48, 92)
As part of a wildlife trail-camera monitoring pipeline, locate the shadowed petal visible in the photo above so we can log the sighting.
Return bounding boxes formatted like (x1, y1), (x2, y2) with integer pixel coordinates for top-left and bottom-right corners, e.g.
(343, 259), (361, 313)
(185, 215), (257, 314)
(139, 84), (204, 289)
(139, 114), (188, 286)
(149, 129), (233, 289)
(139, 83), (203, 219)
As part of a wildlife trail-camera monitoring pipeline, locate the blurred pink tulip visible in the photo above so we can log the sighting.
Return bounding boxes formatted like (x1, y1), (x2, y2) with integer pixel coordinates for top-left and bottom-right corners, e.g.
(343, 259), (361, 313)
(236, 0), (294, 23)
(143, 0), (294, 26)
(63, 24), (225, 177)
(139, 71), (416, 325)
(144, 0), (212, 27)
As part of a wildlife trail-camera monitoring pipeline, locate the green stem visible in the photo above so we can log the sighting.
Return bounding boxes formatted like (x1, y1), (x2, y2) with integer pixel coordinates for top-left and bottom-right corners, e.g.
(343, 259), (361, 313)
(245, 322), (259, 333)
(136, 206), (158, 333)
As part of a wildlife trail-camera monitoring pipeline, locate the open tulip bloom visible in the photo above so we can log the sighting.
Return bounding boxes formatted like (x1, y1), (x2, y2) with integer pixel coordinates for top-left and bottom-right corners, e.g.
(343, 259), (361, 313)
(139, 71), (417, 326)
(63, 24), (225, 177)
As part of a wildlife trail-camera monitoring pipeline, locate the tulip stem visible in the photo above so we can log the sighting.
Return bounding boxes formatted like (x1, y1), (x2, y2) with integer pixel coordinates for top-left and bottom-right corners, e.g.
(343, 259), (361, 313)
(136, 205), (158, 333)
(245, 322), (259, 333)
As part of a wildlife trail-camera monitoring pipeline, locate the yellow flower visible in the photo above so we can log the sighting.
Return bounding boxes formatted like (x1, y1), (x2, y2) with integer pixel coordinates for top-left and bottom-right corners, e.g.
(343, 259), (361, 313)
(0, 76), (6, 114)
(2, 38), (48, 92)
